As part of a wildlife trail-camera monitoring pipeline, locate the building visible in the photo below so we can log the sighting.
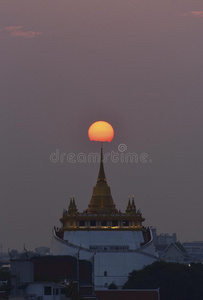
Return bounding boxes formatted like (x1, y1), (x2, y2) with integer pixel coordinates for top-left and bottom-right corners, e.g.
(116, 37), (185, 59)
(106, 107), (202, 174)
(0, 291), (7, 300)
(151, 228), (177, 257)
(182, 241), (203, 261)
(26, 282), (66, 300)
(9, 256), (94, 299)
(151, 227), (177, 246)
(9, 257), (160, 300)
(10, 260), (34, 298)
(32, 256), (93, 296)
(160, 242), (192, 263)
(10, 281), (66, 300)
(95, 289), (160, 300)
(51, 145), (157, 288)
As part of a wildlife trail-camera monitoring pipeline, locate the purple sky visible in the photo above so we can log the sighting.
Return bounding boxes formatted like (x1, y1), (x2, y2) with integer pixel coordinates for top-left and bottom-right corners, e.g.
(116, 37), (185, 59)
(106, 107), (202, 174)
(1, 0), (203, 251)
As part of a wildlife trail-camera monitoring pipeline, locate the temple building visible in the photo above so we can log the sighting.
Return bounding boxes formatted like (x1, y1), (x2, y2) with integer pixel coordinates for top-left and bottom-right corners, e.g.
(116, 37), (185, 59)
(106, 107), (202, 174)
(51, 145), (157, 288)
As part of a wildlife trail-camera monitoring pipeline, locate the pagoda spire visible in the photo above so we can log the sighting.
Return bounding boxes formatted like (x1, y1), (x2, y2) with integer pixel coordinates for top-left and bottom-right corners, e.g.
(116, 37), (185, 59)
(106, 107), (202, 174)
(97, 142), (106, 182)
(72, 195), (76, 208)
(131, 195), (136, 209)
(68, 196), (73, 213)
(87, 142), (117, 214)
(128, 196), (131, 207)
(126, 196), (132, 213)
(68, 195), (78, 214)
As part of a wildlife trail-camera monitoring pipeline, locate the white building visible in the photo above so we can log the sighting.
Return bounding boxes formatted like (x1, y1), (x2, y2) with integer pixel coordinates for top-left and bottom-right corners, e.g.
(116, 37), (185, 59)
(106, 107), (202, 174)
(182, 241), (203, 261)
(51, 146), (158, 288)
(160, 242), (191, 263)
(9, 260), (67, 300)
(151, 228), (177, 246)
(26, 282), (66, 300)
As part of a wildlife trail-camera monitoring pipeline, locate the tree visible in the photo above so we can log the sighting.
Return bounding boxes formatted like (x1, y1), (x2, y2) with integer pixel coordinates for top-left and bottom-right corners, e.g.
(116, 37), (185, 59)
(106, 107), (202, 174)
(123, 261), (203, 300)
(108, 281), (118, 289)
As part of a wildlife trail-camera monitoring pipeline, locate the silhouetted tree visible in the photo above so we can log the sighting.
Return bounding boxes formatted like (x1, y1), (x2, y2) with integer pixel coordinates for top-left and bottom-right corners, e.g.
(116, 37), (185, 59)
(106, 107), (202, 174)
(123, 261), (203, 300)
(108, 281), (118, 289)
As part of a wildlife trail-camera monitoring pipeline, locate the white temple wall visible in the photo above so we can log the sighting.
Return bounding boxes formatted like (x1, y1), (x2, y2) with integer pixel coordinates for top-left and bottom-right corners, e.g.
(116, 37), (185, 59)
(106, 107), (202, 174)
(63, 230), (144, 250)
(50, 230), (157, 288)
(50, 231), (78, 256)
(94, 252), (157, 288)
(141, 240), (157, 256)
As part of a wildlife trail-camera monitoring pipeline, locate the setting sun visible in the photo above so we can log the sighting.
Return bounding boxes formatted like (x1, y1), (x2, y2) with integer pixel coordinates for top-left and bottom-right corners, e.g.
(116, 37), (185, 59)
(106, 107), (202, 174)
(88, 121), (114, 142)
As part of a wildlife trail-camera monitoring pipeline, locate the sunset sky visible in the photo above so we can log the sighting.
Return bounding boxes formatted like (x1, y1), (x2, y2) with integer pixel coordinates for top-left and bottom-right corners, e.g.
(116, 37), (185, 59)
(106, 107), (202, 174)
(1, 0), (203, 251)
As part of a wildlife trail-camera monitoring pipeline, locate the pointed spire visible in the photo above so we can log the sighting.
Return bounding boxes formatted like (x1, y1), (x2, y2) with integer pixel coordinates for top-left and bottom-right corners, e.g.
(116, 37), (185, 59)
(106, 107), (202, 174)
(68, 196), (73, 212)
(87, 142), (117, 214)
(97, 142), (106, 182)
(67, 195), (77, 214)
(128, 196), (131, 207)
(72, 195), (78, 213)
(131, 195), (136, 213)
(126, 196), (132, 213)
(132, 195), (135, 208)
(72, 195), (76, 208)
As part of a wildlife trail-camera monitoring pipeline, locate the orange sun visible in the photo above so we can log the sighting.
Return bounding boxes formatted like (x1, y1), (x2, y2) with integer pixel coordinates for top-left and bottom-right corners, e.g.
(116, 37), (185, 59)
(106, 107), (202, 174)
(88, 121), (114, 142)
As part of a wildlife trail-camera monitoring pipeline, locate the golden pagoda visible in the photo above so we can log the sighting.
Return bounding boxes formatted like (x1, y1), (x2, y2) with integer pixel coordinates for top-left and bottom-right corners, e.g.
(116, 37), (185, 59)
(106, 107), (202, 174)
(59, 144), (145, 232)
(51, 141), (157, 289)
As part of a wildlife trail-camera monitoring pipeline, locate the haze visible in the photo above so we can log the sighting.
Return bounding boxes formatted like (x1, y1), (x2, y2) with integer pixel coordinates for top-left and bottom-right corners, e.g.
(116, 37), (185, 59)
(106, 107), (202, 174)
(1, 0), (203, 250)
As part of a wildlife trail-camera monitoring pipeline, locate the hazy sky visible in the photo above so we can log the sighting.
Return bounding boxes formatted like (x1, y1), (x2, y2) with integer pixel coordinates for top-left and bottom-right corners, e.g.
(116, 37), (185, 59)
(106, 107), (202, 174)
(1, 0), (203, 251)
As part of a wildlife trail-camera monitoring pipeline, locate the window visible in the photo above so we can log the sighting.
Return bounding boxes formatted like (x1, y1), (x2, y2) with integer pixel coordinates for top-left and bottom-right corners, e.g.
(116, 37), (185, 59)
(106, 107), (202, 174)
(112, 220), (118, 227)
(101, 221), (107, 227)
(90, 220), (96, 227)
(123, 220), (129, 227)
(79, 220), (85, 227)
(53, 288), (59, 295)
(104, 271), (107, 277)
(61, 288), (65, 294)
(44, 286), (52, 295)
